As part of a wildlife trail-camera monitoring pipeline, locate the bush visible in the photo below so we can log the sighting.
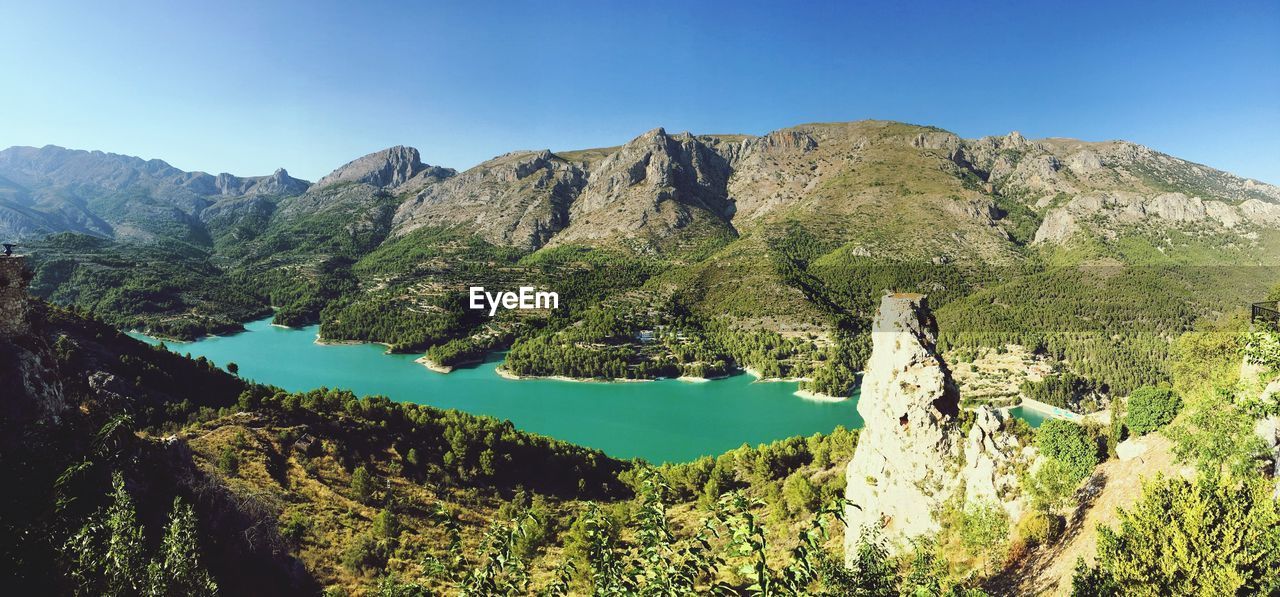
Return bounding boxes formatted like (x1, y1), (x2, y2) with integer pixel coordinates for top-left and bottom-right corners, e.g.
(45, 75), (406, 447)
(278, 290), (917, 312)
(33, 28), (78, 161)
(1072, 474), (1280, 595)
(351, 465), (375, 504)
(1124, 386), (1182, 435)
(1015, 509), (1065, 547)
(958, 500), (1010, 569)
(281, 511), (310, 544)
(216, 446), (239, 476)
(1036, 419), (1100, 484)
(782, 472), (820, 517)
(341, 532), (391, 573)
(1024, 458), (1080, 513)
(372, 509), (400, 539)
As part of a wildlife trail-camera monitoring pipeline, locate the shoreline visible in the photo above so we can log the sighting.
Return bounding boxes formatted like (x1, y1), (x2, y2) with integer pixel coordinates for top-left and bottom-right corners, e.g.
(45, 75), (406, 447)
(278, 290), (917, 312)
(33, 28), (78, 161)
(742, 366), (812, 384)
(314, 334), (396, 353)
(1014, 397), (1085, 421)
(415, 355), (454, 374)
(793, 388), (848, 403)
(493, 366), (662, 384)
(130, 326), (245, 344)
(416, 355), (486, 374)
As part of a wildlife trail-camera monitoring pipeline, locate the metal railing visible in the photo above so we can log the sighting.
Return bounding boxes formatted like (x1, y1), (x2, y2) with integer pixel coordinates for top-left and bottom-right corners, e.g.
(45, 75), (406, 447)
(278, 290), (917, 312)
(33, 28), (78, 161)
(1252, 302), (1280, 327)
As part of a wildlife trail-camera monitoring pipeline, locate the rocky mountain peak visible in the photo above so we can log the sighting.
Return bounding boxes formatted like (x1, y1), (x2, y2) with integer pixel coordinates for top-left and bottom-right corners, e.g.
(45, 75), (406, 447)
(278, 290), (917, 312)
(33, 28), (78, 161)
(212, 167), (310, 197)
(550, 126), (735, 247)
(316, 145), (431, 189)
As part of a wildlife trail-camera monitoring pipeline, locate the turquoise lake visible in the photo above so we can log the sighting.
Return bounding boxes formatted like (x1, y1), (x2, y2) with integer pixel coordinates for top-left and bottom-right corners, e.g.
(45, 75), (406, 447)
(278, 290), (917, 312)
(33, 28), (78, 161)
(130, 317), (862, 463)
(1005, 405), (1048, 428)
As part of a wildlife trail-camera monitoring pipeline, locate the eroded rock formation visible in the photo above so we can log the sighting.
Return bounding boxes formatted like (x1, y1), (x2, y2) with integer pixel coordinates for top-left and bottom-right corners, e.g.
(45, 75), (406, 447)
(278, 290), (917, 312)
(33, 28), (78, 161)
(844, 293), (1023, 561)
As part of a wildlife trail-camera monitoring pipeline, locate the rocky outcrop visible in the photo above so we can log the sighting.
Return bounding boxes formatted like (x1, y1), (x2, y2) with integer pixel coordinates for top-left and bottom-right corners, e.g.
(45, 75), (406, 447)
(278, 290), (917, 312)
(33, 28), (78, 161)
(0, 255), (31, 337)
(0, 257), (65, 423)
(1032, 190), (1280, 244)
(1256, 416), (1280, 499)
(552, 128), (736, 248)
(213, 168), (310, 197)
(392, 150), (587, 249)
(843, 293), (961, 554)
(844, 293), (1023, 560)
(315, 146), (453, 191)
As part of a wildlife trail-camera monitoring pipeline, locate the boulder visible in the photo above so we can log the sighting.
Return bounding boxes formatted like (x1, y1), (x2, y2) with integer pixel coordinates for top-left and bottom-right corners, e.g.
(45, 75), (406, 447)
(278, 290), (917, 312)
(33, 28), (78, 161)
(1116, 438), (1149, 461)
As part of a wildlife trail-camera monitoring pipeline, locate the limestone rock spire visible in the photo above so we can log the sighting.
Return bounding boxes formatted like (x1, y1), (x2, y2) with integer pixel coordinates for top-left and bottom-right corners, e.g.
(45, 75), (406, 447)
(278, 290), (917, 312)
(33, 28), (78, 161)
(843, 293), (963, 559)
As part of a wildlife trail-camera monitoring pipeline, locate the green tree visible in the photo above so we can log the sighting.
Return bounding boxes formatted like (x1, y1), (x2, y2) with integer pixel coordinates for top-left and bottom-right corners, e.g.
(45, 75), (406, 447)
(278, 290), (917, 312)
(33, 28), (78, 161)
(1035, 419), (1099, 484)
(216, 445), (239, 476)
(63, 473), (149, 596)
(372, 509), (400, 539)
(782, 472), (820, 517)
(1124, 386), (1181, 435)
(1073, 474), (1280, 596)
(1166, 389), (1268, 478)
(351, 465), (375, 504)
(226, 361), (239, 375)
(1023, 458), (1079, 513)
(842, 529), (898, 596)
(958, 500), (1010, 571)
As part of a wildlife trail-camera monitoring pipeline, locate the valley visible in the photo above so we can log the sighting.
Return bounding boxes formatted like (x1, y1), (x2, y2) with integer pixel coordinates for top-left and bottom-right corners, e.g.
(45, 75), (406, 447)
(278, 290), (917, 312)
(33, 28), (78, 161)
(10, 121), (1280, 410)
(5, 119), (1280, 595)
(126, 316), (858, 463)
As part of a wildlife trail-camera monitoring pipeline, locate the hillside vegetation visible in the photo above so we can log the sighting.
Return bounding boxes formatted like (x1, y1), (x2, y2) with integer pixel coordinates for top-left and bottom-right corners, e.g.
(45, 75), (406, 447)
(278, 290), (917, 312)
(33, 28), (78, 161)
(11, 120), (1280, 401)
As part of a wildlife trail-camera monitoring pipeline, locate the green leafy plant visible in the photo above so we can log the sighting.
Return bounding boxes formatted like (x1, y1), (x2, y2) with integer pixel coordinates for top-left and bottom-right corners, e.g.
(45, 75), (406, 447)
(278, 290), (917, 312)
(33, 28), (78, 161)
(1124, 386), (1181, 435)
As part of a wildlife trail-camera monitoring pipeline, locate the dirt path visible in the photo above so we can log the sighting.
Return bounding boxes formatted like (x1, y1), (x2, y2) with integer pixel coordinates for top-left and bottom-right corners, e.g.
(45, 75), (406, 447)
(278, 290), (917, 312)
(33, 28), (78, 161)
(990, 434), (1188, 595)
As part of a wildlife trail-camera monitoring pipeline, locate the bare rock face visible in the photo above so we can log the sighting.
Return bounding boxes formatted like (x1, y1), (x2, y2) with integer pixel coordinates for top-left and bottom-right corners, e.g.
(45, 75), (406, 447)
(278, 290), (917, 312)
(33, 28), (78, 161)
(844, 294), (1023, 560)
(0, 261), (65, 424)
(316, 146), (451, 190)
(213, 168), (310, 197)
(392, 150), (587, 249)
(1255, 416), (1280, 499)
(551, 128), (735, 249)
(844, 293), (963, 556)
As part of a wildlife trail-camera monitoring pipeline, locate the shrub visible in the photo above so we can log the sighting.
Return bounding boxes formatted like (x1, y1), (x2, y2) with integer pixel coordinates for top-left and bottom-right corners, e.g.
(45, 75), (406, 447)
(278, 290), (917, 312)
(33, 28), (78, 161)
(281, 511), (310, 544)
(1124, 386), (1182, 435)
(372, 509), (400, 539)
(1015, 509), (1065, 547)
(216, 446), (239, 476)
(1024, 458), (1080, 513)
(350, 465), (375, 504)
(340, 532), (391, 573)
(782, 472), (820, 517)
(1036, 419), (1100, 484)
(958, 500), (1010, 570)
(1072, 474), (1280, 595)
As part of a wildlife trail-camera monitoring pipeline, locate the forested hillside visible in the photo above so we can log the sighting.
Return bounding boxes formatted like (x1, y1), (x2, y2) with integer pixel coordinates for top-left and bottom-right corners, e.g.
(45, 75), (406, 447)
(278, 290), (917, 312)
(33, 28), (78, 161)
(10, 120), (1280, 403)
(5, 277), (1279, 594)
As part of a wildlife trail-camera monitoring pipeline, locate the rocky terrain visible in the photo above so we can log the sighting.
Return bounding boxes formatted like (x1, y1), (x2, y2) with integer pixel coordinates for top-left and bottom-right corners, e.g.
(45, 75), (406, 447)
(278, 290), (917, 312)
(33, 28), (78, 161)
(7, 120), (1280, 398)
(843, 294), (1026, 556)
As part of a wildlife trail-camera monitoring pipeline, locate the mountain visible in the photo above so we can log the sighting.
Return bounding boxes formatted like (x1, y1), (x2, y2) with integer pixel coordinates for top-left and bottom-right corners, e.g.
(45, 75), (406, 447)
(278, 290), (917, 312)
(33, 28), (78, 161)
(9, 120), (1280, 398)
(0, 145), (310, 244)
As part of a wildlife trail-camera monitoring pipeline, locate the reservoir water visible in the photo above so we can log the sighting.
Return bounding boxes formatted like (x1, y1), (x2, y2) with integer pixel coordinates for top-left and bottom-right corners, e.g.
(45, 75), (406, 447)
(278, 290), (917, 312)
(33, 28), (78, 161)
(130, 317), (861, 463)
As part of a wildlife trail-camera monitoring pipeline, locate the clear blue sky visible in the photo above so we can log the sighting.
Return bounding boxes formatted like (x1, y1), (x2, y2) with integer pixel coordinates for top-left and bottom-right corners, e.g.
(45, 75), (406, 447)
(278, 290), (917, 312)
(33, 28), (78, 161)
(2, 0), (1277, 183)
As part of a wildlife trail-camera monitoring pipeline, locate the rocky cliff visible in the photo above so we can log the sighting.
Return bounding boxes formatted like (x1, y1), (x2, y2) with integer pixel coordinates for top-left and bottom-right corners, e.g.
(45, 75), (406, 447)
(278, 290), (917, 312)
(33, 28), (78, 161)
(392, 150), (586, 249)
(0, 255), (65, 424)
(844, 293), (1024, 559)
(314, 145), (453, 192)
